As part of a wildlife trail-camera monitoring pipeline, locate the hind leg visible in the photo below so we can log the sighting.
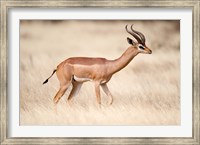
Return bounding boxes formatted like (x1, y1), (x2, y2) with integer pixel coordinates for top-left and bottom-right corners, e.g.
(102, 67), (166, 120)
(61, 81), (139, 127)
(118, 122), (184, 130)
(53, 81), (71, 104)
(53, 65), (72, 104)
(67, 81), (83, 104)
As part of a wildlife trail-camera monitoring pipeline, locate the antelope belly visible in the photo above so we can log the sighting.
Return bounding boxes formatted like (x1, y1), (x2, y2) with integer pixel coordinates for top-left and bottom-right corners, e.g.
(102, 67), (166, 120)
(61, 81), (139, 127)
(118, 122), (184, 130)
(74, 75), (92, 82)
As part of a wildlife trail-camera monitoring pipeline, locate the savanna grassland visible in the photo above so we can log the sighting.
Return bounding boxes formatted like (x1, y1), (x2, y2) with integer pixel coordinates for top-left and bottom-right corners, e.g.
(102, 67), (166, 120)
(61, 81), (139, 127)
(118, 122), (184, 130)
(20, 20), (180, 125)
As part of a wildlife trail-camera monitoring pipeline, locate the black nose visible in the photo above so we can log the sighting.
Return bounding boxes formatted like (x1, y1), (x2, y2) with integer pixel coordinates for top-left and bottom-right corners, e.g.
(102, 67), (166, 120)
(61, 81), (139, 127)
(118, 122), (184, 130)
(149, 50), (152, 54)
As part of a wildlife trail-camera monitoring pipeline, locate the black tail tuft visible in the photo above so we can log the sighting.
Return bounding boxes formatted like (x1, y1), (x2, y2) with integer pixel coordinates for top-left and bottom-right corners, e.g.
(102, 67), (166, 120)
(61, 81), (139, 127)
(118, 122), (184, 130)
(43, 69), (57, 85)
(43, 79), (48, 85)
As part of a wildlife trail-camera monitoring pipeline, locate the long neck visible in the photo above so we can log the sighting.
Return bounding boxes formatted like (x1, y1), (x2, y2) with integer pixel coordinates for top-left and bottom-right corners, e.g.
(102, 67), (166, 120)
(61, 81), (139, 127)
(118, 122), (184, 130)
(108, 46), (139, 75)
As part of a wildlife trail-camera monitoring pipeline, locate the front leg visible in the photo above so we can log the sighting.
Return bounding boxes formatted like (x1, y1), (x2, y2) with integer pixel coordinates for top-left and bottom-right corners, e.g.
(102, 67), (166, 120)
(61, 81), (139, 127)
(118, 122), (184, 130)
(94, 82), (101, 106)
(101, 83), (113, 105)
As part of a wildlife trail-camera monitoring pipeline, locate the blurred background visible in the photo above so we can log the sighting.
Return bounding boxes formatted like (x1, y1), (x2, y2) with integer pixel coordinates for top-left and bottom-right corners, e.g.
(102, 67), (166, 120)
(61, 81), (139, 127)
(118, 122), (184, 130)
(20, 20), (180, 125)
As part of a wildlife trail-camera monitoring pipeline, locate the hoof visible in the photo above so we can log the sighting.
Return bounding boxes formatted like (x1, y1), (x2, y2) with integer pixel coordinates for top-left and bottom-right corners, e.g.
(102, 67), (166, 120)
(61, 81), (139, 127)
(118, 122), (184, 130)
(53, 98), (59, 104)
(67, 100), (73, 106)
(108, 100), (113, 105)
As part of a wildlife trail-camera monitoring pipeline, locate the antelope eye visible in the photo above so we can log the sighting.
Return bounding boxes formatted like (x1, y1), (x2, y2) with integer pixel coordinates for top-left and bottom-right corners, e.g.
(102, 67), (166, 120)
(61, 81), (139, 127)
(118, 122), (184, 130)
(139, 46), (144, 49)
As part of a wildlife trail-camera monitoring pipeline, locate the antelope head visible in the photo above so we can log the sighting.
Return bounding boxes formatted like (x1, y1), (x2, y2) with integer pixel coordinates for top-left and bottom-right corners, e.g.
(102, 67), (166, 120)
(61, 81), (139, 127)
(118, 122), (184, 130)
(125, 24), (152, 54)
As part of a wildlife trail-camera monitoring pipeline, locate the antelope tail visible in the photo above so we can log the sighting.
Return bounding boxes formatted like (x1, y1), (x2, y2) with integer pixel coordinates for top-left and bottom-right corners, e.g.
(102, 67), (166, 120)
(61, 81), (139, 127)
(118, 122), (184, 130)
(43, 69), (57, 85)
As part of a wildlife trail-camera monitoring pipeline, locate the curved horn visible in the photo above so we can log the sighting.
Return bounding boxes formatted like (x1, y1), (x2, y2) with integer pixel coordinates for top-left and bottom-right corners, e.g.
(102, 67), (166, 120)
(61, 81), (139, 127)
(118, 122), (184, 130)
(130, 24), (146, 44)
(125, 25), (142, 44)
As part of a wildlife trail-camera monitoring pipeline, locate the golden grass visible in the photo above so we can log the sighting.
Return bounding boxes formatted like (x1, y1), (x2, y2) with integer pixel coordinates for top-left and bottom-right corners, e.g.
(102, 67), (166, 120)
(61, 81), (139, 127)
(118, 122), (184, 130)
(20, 20), (180, 125)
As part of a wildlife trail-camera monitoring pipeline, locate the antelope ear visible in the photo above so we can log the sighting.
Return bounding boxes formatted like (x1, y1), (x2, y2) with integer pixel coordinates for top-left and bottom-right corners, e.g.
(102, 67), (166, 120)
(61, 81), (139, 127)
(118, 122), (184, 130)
(127, 37), (135, 45)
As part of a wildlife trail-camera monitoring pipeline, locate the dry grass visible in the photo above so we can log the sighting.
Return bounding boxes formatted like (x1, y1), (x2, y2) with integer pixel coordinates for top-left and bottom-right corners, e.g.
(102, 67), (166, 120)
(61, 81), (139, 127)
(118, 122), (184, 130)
(20, 20), (180, 125)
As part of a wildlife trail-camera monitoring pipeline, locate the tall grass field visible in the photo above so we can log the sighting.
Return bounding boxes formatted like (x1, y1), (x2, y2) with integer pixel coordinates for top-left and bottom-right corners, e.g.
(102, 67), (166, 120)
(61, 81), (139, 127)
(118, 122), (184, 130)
(20, 20), (180, 125)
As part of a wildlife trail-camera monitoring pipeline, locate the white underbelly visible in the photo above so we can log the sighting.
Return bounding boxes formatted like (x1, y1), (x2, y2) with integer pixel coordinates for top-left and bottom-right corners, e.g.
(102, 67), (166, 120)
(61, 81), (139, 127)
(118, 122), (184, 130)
(100, 80), (107, 84)
(74, 75), (92, 82)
